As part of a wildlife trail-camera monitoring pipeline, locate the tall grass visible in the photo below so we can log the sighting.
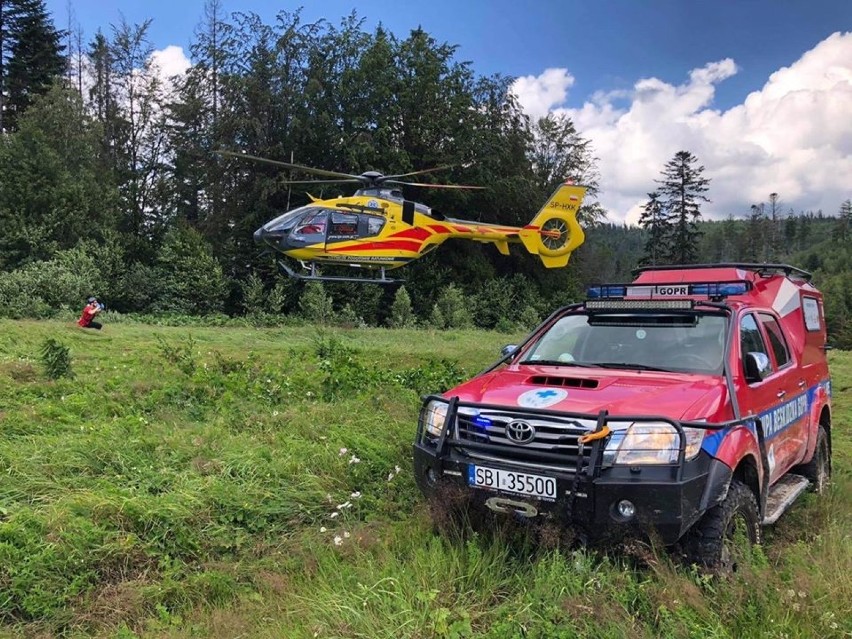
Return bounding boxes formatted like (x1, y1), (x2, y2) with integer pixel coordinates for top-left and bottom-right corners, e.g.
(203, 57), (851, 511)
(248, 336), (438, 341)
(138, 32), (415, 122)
(0, 319), (848, 638)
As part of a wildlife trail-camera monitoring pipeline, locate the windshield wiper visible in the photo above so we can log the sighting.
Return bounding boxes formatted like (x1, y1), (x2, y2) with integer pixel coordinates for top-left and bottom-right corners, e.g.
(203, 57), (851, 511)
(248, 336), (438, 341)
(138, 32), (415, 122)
(518, 359), (602, 368)
(593, 362), (675, 372)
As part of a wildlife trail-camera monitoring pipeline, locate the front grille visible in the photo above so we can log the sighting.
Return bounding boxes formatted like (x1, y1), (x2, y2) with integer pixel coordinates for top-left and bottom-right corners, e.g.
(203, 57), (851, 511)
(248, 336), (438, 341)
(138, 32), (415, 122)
(455, 410), (597, 473)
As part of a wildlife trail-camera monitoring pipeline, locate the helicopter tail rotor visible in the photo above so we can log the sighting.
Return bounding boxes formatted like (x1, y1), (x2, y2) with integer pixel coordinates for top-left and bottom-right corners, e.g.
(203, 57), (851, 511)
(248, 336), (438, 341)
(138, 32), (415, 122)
(518, 182), (587, 268)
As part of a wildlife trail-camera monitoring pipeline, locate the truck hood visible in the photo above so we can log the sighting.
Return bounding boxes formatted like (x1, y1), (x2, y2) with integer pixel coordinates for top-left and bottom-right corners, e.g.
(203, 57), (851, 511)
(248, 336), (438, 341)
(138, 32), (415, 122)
(447, 366), (728, 422)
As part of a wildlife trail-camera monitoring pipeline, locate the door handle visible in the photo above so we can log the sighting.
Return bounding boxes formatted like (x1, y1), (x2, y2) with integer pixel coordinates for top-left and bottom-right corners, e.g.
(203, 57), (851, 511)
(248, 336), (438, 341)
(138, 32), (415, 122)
(776, 390), (787, 399)
(797, 380), (806, 388)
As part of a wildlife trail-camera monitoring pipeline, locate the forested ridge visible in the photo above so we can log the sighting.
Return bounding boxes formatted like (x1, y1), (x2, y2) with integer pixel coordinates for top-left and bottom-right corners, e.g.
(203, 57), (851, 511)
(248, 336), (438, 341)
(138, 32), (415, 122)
(0, 1), (849, 345)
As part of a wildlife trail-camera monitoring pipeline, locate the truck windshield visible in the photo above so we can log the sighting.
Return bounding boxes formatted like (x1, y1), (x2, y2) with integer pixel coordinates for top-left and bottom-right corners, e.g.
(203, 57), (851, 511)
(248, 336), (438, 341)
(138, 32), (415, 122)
(521, 312), (727, 375)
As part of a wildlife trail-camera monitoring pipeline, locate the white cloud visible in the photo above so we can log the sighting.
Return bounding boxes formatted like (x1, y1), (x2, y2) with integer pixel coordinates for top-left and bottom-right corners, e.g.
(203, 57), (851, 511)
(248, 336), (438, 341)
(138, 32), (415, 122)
(150, 45), (191, 81)
(512, 32), (852, 223)
(150, 44), (192, 86)
(512, 68), (575, 120)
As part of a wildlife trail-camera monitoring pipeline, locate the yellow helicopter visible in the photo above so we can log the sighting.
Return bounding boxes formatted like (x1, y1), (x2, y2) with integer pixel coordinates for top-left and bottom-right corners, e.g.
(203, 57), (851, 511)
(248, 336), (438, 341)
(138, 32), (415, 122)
(220, 151), (587, 284)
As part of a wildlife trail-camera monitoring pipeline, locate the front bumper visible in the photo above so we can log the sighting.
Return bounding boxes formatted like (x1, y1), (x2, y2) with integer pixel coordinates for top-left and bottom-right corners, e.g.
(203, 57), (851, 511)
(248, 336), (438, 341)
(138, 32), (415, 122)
(414, 440), (730, 545)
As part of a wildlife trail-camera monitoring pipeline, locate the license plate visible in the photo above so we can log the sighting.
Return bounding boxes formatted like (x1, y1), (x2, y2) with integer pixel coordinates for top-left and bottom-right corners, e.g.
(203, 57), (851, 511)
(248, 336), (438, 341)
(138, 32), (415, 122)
(468, 465), (557, 500)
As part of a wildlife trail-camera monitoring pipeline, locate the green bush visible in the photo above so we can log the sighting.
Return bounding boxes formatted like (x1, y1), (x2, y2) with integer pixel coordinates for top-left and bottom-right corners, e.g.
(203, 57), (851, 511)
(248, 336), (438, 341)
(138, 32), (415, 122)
(299, 282), (334, 324)
(153, 227), (227, 315)
(388, 286), (416, 328)
(435, 284), (473, 329)
(40, 338), (74, 379)
(0, 246), (105, 318)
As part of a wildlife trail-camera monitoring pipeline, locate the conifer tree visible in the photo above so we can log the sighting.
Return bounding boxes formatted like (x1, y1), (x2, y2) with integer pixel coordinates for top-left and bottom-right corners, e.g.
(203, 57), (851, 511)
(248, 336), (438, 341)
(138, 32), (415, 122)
(638, 191), (669, 265)
(656, 150), (710, 264)
(1, 0), (64, 131)
(835, 199), (852, 243)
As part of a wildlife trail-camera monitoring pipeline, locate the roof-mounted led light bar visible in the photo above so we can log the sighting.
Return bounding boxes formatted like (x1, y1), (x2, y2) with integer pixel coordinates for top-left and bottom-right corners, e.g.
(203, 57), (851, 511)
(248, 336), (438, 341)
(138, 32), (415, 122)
(585, 299), (694, 311)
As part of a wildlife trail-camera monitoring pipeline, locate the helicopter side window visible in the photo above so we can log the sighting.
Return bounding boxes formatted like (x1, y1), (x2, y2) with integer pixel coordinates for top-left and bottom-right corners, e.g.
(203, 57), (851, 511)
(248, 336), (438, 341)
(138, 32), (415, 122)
(363, 215), (386, 238)
(328, 212), (359, 241)
(292, 211), (328, 243)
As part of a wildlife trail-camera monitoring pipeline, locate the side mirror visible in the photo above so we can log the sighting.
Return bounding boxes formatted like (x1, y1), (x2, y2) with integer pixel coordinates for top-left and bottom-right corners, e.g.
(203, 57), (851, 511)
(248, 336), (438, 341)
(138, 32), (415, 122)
(501, 344), (518, 358)
(744, 352), (772, 384)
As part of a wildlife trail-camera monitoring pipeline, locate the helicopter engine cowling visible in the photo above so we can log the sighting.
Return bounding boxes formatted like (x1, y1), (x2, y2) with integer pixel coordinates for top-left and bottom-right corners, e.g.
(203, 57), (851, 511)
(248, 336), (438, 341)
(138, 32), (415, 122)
(517, 183), (587, 268)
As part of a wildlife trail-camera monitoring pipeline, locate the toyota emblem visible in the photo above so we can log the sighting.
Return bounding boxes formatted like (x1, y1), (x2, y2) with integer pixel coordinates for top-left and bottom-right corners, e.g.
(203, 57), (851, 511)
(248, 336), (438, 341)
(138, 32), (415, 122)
(506, 420), (536, 445)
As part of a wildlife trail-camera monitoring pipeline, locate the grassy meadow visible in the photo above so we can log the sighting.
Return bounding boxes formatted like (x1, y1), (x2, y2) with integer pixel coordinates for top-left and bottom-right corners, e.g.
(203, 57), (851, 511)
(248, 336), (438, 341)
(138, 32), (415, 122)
(0, 318), (849, 638)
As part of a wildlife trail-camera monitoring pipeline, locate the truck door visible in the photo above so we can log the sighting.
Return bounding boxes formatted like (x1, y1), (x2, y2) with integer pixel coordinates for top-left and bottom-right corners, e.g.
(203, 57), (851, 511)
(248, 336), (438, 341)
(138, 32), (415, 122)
(736, 313), (792, 485)
(757, 312), (808, 476)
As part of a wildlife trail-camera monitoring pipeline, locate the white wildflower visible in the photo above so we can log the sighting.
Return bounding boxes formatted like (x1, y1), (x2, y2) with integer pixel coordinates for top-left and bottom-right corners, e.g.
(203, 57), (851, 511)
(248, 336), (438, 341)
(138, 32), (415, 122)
(334, 535), (343, 546)
(319, 527), (327, 533)
(343, 531), (351, 539)
(337, 501), (352, 510)
(350, 491), (361, 499)
(349, 455), (360, 465)
(394, 465), (401, 474)
(387, 472), (395, 482)
(339, 447), (348, 456)
(329, 512), (339, 519)
(272, 410), (279, 417)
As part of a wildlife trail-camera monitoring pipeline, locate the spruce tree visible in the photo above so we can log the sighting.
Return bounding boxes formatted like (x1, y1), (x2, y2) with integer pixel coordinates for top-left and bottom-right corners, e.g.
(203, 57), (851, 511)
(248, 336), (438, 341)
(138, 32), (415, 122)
(2, 0), (64, 131)
(638, 191), (670, 265)
(656, 150), (710, 264)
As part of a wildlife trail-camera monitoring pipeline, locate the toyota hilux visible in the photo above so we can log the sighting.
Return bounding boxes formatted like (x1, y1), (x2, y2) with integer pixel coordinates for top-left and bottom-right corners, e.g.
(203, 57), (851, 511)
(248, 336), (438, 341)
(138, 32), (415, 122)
(413, 263), (833, 568)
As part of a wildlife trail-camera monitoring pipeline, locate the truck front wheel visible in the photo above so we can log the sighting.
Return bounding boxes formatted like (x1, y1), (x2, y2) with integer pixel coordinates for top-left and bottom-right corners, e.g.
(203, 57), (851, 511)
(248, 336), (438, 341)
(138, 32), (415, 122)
(685, 479), (761, 572)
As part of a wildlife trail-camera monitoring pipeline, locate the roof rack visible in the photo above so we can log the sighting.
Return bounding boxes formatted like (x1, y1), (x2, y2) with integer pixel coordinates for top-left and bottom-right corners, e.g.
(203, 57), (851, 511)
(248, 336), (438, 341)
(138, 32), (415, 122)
(632, 263), (812, 282)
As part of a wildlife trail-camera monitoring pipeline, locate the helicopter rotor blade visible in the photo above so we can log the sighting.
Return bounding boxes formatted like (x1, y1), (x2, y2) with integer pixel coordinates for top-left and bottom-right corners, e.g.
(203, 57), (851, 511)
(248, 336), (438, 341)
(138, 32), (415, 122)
(216, 150), (362, 180)
(384, 165), (455, 180)
(388, 180), (486, 190)
(277, 179), (363, 185)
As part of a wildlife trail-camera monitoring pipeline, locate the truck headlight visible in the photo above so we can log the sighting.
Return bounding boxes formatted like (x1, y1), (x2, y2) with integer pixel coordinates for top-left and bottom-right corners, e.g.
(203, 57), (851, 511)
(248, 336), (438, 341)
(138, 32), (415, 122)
(602, 422), (705, 465)
(422, 400), (449, 438)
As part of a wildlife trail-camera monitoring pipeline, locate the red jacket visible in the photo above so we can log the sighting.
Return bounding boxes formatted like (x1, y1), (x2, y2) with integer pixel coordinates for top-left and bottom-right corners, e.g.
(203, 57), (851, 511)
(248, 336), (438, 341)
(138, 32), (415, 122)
(78, 303), (99, 327)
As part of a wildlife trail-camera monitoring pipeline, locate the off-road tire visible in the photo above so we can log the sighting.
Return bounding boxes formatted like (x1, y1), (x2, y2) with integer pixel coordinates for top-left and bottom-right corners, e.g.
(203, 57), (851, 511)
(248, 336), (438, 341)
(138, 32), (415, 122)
(685, 479), (761, 572)
(797, 425), (831, 494)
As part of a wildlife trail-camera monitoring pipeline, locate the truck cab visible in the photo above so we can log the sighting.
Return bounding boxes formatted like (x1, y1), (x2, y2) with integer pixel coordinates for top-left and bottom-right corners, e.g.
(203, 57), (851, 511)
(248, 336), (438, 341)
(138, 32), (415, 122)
(413, 264), (833, 568)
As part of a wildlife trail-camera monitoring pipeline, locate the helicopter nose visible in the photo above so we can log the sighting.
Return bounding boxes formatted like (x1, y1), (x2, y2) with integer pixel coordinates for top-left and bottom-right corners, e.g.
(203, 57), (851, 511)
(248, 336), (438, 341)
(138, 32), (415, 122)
(253, 227), (266, 244)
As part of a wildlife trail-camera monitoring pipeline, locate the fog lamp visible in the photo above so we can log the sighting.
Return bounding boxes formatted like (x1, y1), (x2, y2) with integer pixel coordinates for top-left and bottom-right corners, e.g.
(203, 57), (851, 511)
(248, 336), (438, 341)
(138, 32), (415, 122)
(617, 499), (635, 519)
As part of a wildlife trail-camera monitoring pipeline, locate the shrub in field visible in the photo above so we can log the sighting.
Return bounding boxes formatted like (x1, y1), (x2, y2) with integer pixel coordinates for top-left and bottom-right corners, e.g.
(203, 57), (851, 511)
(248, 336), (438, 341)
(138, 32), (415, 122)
(300, 281), (335, 323)
(40, 338), (74, 379)
(0, 246), (104, 318)
(428, 302), (446, 329)
(388, 286), (416, 328)
(153, 227), (228, 315)
(394, 357), (467, 394)
(155, 334), (198, 375)
(434, 284), (473, 329)
(336, 303), (366, 328)
(114, 261), (161, 313)
(240, 273), (266, 316)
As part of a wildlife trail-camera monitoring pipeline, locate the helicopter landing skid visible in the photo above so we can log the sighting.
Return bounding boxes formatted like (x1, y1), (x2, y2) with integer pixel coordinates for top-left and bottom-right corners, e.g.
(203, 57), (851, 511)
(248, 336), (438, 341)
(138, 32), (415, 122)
(277, 260), (402, 285)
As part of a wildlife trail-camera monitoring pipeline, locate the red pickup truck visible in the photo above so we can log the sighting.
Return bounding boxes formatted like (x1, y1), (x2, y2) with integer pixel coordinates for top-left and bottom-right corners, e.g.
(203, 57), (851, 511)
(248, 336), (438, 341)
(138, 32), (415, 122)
(414, 263), (833, 569)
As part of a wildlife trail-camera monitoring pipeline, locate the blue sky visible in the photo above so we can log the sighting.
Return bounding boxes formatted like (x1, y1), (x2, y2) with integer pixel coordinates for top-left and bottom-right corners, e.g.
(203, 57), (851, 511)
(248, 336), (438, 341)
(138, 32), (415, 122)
(43, 0), (852, 222)
(46, 0), (850, 109)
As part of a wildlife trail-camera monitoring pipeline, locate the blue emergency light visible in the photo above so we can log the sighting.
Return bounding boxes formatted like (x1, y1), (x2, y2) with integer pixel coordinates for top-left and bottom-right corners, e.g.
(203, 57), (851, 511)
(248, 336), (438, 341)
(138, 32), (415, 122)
(586, 281), (750, 300)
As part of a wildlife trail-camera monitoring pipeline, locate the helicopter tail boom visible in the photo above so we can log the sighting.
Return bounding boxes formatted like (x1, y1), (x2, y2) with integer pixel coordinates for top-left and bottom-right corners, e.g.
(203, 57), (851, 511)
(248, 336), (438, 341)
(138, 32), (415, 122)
(518, 183), (587, 268)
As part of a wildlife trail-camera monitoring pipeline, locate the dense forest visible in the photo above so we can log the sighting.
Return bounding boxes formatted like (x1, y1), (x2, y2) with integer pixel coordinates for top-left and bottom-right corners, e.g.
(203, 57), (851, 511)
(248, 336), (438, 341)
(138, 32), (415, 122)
(0, 0), (849, 346)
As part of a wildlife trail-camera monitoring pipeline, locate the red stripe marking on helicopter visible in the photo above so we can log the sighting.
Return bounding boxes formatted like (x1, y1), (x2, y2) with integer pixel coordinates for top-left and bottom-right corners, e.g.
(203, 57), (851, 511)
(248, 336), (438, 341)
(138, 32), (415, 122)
(328, 240), (423, 253)
(522, 225), (540, 230)
(452, 225), (473, 233)
(428, 224), (452, 234)
(392, 227), (432, 240)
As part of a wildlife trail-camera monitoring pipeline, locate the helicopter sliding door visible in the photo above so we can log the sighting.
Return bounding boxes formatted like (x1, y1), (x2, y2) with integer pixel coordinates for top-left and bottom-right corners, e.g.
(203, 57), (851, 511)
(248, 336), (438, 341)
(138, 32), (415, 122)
(324, 211), (386, 246)
(326, 211), (360, 246)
